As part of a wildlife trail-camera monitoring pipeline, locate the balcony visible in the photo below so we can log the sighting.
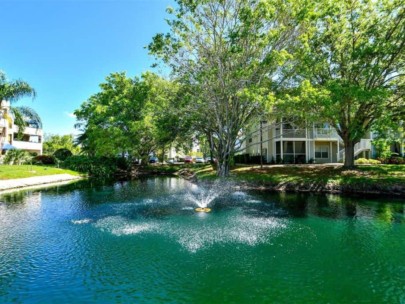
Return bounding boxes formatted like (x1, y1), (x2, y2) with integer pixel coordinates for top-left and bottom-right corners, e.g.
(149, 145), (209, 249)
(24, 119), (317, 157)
(0, 118), (8, 128)
(12, 126), (43, 136)
(312, 128), (340, 139)
(275, 128), (307, 139)
(12, 140), (42, 152)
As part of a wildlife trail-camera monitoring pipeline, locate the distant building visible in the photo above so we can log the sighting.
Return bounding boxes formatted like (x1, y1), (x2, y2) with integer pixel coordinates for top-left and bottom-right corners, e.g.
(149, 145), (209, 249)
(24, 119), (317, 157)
(240, 119), (372, 164)
(0, 101), (43, 155)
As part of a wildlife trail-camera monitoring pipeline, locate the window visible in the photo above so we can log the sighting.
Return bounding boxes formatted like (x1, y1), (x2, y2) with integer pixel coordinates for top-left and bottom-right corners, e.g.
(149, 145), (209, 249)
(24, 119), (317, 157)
(29, 135), (39, 143)
(294, 141), (305, 153)
(283, 141), (293, 153)
(315, 145), (329, 158)
(248, 138), (252, 143)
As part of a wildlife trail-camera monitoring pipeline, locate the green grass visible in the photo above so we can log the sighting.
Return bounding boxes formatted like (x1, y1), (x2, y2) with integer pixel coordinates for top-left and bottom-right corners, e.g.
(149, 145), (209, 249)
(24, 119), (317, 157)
(190, 164), (405, 188)
(0, 165), (81, 180)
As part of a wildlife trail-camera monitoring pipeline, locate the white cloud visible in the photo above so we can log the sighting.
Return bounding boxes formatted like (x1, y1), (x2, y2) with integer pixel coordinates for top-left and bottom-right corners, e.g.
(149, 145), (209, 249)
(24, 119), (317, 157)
(64, 112), (76, 118)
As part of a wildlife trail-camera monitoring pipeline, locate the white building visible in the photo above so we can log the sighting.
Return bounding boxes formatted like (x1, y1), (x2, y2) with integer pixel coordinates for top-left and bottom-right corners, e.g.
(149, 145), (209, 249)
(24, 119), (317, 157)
(241, 120), (372, 164)
(0, 101), (43, 155)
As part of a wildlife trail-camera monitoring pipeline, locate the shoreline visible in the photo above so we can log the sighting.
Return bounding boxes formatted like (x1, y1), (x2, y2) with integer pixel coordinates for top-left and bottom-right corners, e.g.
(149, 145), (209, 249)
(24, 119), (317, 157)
(232, 180), (405, 198)
(0, 174), (83, 194)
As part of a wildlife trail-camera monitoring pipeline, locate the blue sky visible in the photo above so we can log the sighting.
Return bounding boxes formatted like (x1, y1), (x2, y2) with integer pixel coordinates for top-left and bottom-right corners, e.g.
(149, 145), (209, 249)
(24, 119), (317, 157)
(0, 0), (173, 135)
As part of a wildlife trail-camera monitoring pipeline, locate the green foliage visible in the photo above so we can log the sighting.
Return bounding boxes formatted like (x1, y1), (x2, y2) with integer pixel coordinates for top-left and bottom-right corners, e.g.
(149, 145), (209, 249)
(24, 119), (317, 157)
(278, 0), (405, 167)
(378, 156), (405, 164)
(11, 106), (42, 139)
(0, 71), (36, 102)
(355, 158), (381, 165)
(149, 0), (302, 176)
(0, 71), (37, 143)
(74, 72), (188, 161)
(62, 155), (130, 178)
(3, 149), (32, 165)
(372, 121), (405, 158)
(53, 148), (73, 161)
(33, 155), (56, 165)
(43, 134), (80, 155)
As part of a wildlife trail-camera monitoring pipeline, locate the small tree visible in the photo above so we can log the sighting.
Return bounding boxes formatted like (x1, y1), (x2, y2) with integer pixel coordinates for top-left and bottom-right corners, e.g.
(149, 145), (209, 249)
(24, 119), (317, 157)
(43, 134), (80, 155)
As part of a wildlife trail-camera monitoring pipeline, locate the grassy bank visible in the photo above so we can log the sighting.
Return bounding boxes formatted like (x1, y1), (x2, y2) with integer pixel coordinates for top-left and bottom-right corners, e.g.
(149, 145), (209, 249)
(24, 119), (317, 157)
(189, 164), (405, 195)
(0, 165), (81, 180)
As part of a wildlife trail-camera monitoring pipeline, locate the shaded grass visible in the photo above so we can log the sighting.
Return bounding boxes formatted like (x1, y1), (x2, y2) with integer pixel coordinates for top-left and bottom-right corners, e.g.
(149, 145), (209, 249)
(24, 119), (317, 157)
(0, 165), (81, 180)
(189, 164), (405, 188)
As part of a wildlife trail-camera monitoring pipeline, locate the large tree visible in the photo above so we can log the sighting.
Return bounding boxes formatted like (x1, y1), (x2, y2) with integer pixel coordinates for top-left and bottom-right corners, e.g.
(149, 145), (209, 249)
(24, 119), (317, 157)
(75, 72), (187, 162)
(282, 0), (405, 167)
(149, 0), (301, 177)
(75, 72), (150, 157)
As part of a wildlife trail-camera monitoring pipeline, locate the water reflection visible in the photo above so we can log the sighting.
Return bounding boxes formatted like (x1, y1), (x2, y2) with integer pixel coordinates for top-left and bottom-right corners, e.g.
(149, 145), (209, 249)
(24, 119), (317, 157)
(253, 191), (405, 224)
(1, 178), (404, 224)
(1, 177), (405, 303)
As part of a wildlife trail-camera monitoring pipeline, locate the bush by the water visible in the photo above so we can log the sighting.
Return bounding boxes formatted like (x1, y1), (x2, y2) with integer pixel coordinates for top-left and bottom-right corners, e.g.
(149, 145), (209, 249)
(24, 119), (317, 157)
(62, 155), (130, 177)
(355, 158), (381, 165)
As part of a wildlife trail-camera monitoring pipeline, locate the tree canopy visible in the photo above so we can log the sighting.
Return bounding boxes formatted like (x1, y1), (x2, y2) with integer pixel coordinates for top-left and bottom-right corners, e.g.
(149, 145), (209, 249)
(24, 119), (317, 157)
(74, 72), (189, 161)
(149, 0), (303, 176)
(0, 71), (36, 103)
(43, 134), (80, 155)
(278, 0), (405, 167)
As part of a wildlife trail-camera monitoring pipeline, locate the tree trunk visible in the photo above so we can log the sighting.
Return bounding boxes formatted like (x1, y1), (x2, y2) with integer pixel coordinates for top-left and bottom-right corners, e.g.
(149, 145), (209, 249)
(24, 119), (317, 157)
(216, 139), (232, 177)
(161, 145), (165, 164)
(217, 158), (230, 177)
(343, 139), (356, 168)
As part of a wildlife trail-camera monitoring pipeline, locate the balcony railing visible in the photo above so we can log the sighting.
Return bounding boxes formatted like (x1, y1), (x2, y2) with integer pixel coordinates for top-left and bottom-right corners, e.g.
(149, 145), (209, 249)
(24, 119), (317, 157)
(0, 118), (9, 128)
(12, 126), (43, 136)
(313, 128), (339, 139)
(12, 141), (42, 151)
(276, 128), (306, 138)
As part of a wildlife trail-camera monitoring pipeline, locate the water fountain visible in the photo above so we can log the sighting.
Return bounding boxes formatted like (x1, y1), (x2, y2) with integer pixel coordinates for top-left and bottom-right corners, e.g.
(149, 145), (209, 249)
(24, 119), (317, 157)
(185, 181), (222, 212)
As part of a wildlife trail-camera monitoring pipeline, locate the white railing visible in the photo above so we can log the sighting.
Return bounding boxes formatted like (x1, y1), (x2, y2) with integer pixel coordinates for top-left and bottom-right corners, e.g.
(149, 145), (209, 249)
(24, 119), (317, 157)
(12, 126), (43, 136)
(280, 129), (307, 138)
(338, 139), (372, 161)
(313, 128), (339, 139)
(12, 141), (42, 152)
(355, 139), (372, 153)
(0, 118), (8, 128)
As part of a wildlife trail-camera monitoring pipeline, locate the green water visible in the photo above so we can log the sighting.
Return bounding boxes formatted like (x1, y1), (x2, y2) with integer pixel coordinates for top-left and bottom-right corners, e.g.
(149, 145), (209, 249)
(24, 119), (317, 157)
(0, 177), (404, 303)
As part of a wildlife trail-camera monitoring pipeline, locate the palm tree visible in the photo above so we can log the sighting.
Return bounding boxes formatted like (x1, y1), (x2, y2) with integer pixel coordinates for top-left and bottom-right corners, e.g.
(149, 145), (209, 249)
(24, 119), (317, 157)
(12, 106), (43, 139)
(0, 71), (36, 103)
(0, 71), (37, 144)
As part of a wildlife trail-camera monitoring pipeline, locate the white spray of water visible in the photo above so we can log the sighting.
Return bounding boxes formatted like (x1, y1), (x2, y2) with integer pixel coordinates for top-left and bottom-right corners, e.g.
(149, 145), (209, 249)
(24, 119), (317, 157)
(93, 213), (287, 253)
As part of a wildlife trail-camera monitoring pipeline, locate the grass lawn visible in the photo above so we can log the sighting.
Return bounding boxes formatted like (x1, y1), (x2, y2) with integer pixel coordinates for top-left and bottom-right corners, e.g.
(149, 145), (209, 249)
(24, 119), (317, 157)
(0, 165), (81, 180)
(190, 164), (405, 187)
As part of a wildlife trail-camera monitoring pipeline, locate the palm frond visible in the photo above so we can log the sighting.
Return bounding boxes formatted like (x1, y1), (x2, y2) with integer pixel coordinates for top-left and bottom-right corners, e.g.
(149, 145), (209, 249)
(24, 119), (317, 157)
(0, 71), (36, 102)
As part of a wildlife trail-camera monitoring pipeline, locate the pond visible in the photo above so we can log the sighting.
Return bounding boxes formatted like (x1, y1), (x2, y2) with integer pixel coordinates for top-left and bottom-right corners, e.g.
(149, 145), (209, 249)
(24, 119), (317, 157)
(1, 177), (405, 303)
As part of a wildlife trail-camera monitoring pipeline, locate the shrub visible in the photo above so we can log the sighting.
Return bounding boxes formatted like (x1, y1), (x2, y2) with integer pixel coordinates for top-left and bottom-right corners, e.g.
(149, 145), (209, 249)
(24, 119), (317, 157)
(53, 148), (73, 161)
(355, 158), (381, 165)
(233, 153), (266, 165)
(33, 155), (56, 165)
(3, 150), (32, 165)
(62, 155), (130, 178)
(377, 156), (405, 164)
